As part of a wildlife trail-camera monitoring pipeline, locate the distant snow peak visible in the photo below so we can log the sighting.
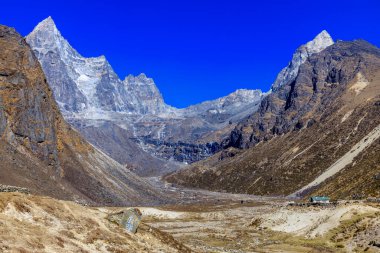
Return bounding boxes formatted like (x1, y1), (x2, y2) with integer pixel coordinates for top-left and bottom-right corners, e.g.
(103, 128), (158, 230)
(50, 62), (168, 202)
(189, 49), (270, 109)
(137, 73), (148, 79)
(271, 30), (334, 91)
(181, 87), (265, 118)
(36, 16), (57, 31)
(123, 73), (169, 115)
(27, 17), (169, 116)
(124, 73), (155, 86)
(230, 89), (263, 98)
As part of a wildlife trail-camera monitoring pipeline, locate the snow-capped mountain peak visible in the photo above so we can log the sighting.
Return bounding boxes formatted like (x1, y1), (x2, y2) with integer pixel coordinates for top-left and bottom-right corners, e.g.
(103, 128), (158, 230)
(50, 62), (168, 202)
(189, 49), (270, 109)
(26, 17), (171, 116)
(305, 30), (334, 54)
(33, 16), (57, 33)
(271, 30), (334, 91)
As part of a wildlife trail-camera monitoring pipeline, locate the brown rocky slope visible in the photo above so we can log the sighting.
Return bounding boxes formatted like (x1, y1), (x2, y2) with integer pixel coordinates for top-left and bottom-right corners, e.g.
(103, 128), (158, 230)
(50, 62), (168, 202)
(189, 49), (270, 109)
(166, 40), (380, 199)
(0, 25), (165, 206)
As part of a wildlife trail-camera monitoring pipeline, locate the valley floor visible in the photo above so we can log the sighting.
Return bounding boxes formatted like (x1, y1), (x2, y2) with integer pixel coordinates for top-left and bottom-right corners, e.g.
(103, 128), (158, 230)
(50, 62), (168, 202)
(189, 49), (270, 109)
(143, 201), (380, 253)
(0, 193), (380, 253)
(1, 191), (380, 253)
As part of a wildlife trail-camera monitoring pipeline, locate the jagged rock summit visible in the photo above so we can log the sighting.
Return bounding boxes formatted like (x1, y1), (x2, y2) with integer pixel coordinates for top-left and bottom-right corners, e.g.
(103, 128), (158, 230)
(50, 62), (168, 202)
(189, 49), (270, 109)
(123, 73), (175, 115)
(27, 17), (171, 117)
(271, 30), (334, 91)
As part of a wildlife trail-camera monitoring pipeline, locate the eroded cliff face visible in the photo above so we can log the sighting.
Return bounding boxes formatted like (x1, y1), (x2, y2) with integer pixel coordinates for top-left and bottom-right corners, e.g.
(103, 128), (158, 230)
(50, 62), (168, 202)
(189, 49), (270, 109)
(0, 25), (61, 168)
(167, 40), (380, 199)
(0, 25), (164, 206)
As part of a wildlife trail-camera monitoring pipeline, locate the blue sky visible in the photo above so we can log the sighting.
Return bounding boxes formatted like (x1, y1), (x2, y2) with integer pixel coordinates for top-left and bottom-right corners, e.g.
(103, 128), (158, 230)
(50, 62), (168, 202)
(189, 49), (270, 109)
(2, 0), (379, 107)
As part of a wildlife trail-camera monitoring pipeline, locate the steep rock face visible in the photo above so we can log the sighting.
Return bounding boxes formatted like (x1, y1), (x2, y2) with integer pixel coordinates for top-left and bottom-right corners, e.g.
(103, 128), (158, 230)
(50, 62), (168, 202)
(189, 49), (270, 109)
(271, 30), (334, 91)
(138, 136), (221, 163)
(26, 17), (265, 175)
(124, 73), (173, 114)
(167, 40), (380, 198)
(25, 17), (87, 113)
(0, 25), (61, 168)
(0, 24), (164, 205)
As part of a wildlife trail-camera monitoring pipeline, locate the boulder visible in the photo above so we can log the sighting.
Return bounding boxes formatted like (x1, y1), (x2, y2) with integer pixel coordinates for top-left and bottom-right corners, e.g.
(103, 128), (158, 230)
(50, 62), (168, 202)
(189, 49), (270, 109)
(107, 208), (142, 234)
